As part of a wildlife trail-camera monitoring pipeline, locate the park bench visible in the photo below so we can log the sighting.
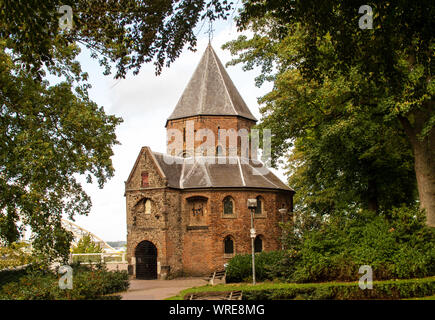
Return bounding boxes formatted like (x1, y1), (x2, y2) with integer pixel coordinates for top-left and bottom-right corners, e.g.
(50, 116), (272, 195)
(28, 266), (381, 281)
(203, 270), (226, 285)
(187, 291), (242, 300)
(225, 290), (243, 300)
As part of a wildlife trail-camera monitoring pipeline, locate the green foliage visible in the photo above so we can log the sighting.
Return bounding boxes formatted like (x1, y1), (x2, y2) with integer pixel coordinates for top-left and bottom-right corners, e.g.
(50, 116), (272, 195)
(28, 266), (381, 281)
(224, 1), (435, 223)
(0, 34), (122, 260)
(282, 206), (435, 283)
(0, 0), (234, 78)
(241, 278), (435, 300)
(0, 263), (129, 300)
(173, 277), (435, 300)
(0, 242), (33, 269)
(227, 206), (435, 284)
(72, 235), (103, 254)
(0, 265), (32, 288)
(226, 250), (286, 283)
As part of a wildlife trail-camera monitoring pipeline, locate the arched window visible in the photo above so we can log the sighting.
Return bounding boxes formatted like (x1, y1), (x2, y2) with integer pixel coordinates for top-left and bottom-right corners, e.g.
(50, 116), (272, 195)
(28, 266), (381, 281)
(255, 196), (263, 214)
(223, 197), (234, 215)
(144, 199), (151, 214)
(224, 236), (234, 254)
(134, 198), (151, 215)
(254, 236), (263, 253)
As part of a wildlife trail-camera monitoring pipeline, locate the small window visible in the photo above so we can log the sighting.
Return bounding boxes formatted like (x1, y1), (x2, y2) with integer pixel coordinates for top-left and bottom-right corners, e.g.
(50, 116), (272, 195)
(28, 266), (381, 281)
(224, 236), (234, 254)
(216, 145), (223, 156)
(255, 196), (263, 214)
(254, 236), (263, 253)
(141, 172), (149, 188)
(144, 199), (151, 214)
(223, 197), (234, 215)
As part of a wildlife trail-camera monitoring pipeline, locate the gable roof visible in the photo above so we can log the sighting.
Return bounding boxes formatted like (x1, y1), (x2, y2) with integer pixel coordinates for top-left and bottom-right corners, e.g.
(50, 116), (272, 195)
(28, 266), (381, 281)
(151, 151), (293, 192)
(125, 147), (167, 186)
(166, 44), (257, 125)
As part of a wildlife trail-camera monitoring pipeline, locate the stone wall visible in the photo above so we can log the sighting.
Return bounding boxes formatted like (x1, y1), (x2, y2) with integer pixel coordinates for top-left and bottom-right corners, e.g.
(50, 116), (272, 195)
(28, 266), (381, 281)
(166, 115), (256, 157)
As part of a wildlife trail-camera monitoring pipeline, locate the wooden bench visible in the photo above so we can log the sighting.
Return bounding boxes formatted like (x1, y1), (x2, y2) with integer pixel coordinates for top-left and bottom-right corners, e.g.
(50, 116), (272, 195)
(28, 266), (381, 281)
(203, 270), (226, 285)
(187, 291), (242, 300)
(225, 291), (243, 300)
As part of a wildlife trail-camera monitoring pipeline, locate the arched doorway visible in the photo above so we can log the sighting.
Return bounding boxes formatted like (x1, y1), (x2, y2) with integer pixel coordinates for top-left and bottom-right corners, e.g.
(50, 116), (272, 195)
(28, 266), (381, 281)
(135, 241), (157, 279)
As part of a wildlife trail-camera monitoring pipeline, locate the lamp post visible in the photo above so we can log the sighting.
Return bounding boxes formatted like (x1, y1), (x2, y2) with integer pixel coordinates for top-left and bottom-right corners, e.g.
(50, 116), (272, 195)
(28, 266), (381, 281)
(278, 208), (288, 250)
(247, 199), (257, 285)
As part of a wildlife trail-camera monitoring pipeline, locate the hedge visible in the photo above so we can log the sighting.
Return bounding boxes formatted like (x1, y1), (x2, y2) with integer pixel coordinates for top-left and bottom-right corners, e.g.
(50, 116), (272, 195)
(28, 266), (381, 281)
(0, 263), (129, 300)
(174, 277), (435, 300)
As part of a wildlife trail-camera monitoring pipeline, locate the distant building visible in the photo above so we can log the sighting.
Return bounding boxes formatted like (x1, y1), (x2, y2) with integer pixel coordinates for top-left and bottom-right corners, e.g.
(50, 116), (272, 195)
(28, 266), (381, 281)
(125, 44), (294, 279)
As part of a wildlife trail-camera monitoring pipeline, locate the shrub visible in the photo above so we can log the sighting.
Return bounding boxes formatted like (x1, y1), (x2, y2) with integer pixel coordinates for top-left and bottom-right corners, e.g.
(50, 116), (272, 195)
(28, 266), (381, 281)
(0, 242), (33, 269)
(226, 205), (435, 284)
(0, 263), (129, 300)
(226, 250), (286, 283)
(278, 205), (435, 283)
(240, 277), (435, 300)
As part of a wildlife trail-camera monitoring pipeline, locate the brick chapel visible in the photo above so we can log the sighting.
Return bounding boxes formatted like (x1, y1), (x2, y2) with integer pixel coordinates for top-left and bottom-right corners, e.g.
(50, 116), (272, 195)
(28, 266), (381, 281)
(125, 44), (294, 279)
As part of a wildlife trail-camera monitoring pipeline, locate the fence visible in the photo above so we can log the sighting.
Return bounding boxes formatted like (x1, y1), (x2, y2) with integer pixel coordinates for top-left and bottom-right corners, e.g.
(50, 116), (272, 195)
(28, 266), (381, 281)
(70, 252), (127, 265)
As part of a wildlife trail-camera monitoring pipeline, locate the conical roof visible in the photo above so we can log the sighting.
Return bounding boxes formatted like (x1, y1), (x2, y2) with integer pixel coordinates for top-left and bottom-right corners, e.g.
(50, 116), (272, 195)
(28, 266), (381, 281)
(166, 44), (257, 124)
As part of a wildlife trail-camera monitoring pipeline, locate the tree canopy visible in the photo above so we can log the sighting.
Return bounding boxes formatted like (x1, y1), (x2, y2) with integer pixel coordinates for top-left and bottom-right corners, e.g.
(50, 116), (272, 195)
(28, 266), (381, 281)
(223, 1), (434, 224)
(0, 0), (233, 78)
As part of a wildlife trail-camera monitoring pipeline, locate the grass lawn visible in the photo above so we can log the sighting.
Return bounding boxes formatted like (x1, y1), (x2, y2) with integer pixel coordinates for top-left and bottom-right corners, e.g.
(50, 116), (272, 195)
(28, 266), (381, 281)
(167, 276), (435, 300)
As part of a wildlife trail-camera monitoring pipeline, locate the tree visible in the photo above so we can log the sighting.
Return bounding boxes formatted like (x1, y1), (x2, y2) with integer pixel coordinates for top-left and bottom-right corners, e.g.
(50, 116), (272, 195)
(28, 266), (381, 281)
(223, 1), (434, 225)
(0, 38), (122, 260)
(0, 0), (233, 261)
(72, 234), (103, 254)
(0, 0), (233, 78)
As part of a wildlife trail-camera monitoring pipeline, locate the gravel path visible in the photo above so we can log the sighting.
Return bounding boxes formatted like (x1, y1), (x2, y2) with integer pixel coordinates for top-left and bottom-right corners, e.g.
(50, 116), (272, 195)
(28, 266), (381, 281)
(120, 278), (205, 300)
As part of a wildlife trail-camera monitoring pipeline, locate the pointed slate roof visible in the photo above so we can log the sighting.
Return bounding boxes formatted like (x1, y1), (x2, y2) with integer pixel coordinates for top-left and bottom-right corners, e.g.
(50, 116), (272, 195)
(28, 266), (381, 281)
(166, 44), (257, 124)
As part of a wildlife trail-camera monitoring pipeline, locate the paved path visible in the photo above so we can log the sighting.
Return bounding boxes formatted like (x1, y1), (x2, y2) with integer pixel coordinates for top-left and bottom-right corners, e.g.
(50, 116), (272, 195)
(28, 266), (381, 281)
(121, 278), (206, 300)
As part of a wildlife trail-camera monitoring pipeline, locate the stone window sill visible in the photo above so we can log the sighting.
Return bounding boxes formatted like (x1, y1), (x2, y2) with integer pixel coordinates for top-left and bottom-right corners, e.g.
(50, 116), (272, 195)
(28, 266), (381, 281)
(224, 253), (235, 259)
(253, 212), (267, 219)
(222, 213), (237, 219)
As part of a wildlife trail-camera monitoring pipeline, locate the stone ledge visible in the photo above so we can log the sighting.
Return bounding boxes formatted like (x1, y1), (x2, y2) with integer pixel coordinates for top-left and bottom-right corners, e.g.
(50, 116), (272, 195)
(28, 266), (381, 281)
(186, 225), (209, 231)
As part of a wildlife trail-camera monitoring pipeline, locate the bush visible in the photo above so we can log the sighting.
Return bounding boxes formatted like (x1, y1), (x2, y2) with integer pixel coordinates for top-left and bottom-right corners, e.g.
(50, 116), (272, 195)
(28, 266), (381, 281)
(226, 205), (435, 284)
(241, 277), (435, 300)
(226, 251), (286, 283)
(0, 265), (32, 288)
(279, 205), (435, 283)
(0, 263), (129, 300)
(0, 242), (33, 269)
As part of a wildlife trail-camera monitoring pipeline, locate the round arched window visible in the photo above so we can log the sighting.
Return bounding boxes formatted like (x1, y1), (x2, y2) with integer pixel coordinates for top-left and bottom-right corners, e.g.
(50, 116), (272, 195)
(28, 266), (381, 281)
(254, 236), (263, 253)
(224, 236), (234, 254)
(255, 196), (263, 214)
(223, 197), (234, 215)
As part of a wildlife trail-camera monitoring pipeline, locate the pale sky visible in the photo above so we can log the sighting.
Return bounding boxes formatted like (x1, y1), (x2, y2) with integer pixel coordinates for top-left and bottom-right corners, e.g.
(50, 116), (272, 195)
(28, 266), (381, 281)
(68, 19), (287, 241)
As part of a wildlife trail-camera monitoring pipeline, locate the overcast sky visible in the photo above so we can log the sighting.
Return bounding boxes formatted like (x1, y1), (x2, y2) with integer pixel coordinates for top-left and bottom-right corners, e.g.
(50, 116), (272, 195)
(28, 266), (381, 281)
(67, 19), (287, 242)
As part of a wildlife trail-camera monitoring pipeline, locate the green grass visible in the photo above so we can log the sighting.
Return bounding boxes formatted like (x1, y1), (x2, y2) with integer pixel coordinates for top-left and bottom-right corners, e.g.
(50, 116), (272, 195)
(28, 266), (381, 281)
(167, 276), (435, 300)
(404, 295), (435, 300)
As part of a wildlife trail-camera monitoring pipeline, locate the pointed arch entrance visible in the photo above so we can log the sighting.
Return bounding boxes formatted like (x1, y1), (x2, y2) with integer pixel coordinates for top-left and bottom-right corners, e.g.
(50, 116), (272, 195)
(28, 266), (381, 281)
(135, 240), (157, 279)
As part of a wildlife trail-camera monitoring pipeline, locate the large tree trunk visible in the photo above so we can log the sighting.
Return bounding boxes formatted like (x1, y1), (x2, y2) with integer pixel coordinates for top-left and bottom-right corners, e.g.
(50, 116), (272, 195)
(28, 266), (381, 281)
(400, 109), (435, 227)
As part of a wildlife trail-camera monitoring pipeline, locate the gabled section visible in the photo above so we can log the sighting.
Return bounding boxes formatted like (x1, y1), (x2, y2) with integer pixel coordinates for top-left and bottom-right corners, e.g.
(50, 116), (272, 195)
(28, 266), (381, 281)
(125, 147), (167, 190)
(166, 44), (257, 125)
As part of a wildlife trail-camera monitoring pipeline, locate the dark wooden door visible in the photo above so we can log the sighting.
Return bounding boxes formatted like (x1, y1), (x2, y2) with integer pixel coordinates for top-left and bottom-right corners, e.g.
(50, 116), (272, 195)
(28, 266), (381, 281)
(135, 241), (157, 279)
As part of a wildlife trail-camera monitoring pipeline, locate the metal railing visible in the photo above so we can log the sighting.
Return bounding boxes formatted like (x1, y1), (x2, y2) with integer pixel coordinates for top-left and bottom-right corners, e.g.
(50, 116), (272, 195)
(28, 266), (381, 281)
(70, 252), (127, 265)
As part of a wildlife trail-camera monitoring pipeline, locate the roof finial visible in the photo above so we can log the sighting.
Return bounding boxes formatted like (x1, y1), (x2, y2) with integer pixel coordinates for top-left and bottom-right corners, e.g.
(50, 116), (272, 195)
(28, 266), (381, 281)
(206, 19), (215, 43)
